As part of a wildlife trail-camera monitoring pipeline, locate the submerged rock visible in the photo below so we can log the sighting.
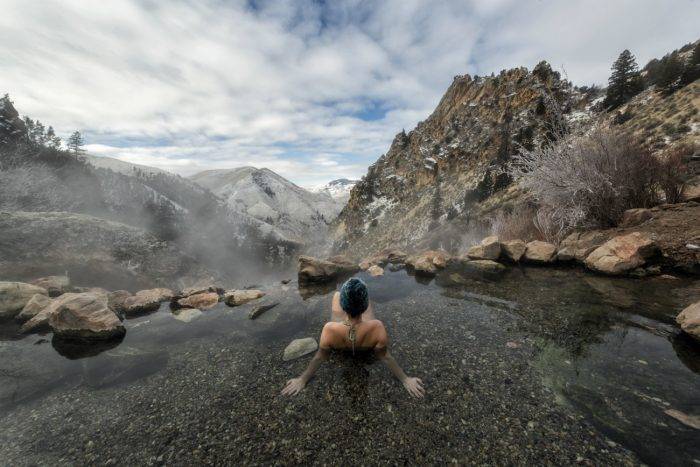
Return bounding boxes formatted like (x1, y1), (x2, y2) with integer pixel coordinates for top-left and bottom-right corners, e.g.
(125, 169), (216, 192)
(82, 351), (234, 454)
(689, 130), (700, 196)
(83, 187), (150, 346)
(523, 241), (557, 263)
(298, 255), (359, 284)
(30, 275), (70, 297)
(466, 236), (501, 260)
(177, 292), (220, 310)
(224, 289), (265, 306)
(172, 308), (203, 323)
(501, 240), (527, 262)
(122, 288), (174, 316)
(367, 265), (384, 276)
(406, 250), (451, 276)
(43, 292), (125, 340)
(15, 293), (51, 323)
(585, 232), (657, 275)
(249, 302), (279, 319)
(676, 301), (700, 342)
(461, 259), (506, 273)
(0, 282), (48, 320)
(283, 337), (318, 361)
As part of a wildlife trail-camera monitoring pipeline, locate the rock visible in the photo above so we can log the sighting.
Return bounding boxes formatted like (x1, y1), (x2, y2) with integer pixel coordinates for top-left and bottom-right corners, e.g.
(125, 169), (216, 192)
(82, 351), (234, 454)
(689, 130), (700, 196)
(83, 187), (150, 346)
(298, 256), (359, 285)
(224, 289), (265, 306)
(0, 282), (48, 320)
(501, 240), (527, 262)
(71, 287), (110, 296)
(556, 231), (609, 262)
(523, 241), (557, 263)
(283, 337), (318, 361)
(30, 275), (70, 297)
(359, 260), (372, 270)
(584, 232), (657, 275)
(461, 259), (506, 273)
(281, 279), (291, 285)
(664, 409), (700, 429)
(122, 288), (174, 316)
(367, 265), (384, 276)
(176, 292), (220, 310)
(406, 250), (451, 276)
(47, 292), (125, 340)
(15, 294), (51, 323)
(363, 249), (408, 268)
(466, 236), (501, 260)
(676, 301), (700, 342)
(172, 308), (203, 323)
(179, 284), (223, 298)
(249, 302), (279, 319)
(620, 208), (653, 228)
(107, 290), (131, 315)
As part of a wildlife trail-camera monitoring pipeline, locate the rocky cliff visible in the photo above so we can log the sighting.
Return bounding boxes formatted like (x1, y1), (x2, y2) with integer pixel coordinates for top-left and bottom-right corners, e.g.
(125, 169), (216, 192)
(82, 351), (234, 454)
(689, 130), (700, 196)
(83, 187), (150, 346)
(331, 62), (589, 257)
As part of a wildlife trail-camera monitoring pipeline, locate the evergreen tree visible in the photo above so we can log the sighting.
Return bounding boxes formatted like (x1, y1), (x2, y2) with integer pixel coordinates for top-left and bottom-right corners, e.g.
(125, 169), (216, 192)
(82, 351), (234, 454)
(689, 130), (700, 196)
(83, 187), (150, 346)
(67, 131), (84, 155)
(604, 49), (644, 109)
(45, 126), (61, 149)
(655, 52), (684, 93)
(681, 42), (700, 85)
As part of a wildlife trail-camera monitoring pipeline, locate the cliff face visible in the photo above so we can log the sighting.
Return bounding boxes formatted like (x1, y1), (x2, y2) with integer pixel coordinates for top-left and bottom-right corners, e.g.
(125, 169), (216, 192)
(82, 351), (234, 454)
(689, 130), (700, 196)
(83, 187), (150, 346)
(331, 62), (590, 257)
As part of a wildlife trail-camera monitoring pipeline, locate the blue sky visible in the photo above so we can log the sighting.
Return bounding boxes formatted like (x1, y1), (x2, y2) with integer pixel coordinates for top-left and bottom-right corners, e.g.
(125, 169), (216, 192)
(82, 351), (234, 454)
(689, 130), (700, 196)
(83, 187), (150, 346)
(1, 0), (698, 186)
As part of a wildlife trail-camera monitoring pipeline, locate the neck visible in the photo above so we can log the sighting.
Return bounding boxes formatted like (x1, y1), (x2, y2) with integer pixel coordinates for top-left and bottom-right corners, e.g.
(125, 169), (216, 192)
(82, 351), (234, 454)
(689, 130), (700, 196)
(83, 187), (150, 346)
(346, 315), (362, 324)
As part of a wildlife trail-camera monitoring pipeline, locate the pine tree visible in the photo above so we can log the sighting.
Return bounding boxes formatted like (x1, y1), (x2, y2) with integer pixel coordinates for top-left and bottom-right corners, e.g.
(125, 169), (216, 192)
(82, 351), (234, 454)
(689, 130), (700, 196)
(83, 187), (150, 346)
(656, 52), (685, 93)
(45, 126), (61, 149)
(67, 131), (84, 155)
(604, 49), (644, 109)
(681, 42), (700, 85)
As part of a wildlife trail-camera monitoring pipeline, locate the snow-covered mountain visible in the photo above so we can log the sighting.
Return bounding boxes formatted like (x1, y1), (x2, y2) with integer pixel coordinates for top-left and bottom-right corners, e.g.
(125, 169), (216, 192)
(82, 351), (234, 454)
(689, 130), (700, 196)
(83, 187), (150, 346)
(310, 178), (358, 203)
(189, 167), (342, 244)
(83, 153), (168, 177)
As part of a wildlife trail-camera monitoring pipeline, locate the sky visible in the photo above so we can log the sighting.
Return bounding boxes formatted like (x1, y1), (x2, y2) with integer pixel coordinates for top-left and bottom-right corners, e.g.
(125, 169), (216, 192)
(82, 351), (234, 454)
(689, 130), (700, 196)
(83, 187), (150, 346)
(1, 0), (698, 187)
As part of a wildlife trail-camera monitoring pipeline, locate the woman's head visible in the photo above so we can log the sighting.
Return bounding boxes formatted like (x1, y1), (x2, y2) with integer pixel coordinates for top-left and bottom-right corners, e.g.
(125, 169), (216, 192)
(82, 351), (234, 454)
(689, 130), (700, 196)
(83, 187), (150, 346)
(339, 278), (369, 318)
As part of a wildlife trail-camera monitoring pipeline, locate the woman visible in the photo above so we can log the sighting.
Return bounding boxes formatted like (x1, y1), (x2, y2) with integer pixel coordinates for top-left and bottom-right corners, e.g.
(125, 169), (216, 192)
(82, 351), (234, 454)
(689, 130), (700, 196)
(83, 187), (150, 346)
(281, 278), (425, 398)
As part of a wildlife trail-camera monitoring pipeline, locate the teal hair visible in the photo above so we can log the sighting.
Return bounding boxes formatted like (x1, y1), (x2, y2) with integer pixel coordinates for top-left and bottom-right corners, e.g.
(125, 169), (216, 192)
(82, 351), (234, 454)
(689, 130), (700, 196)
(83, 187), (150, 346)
(339, 278), (368, 317)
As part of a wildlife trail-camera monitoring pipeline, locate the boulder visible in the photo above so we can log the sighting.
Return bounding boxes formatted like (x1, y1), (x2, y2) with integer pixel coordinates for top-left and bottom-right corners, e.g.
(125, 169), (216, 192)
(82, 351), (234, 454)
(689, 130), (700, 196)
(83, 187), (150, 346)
(298, 256), (359, 285)
(30, 275), (70, 297)
(557, 231), (609, 262)
(122, 288), (174, 316)
(523, 241), (557, 263)
(107, 290), (132, 315)
(0, 282), (48, 320)
(363, 249), (408, 267)
(224, 289), (265, 306)
(461, 259), (506, 273)
(584, 232), (657, 275)
(283, 337), (318, 361)
(179, 284), (224, 298)
(48, 292), (125, 341)
(367, 265), (384, 276)
(359, 260), (372, 270)
(15, 294), (51, 323)
(466, 236), (501, 260)
(676, 301), (700, 342)
(249, 302), (279, 319)
(406, 250), (451, 276)
(620, 208), (653, 228)
(501, 239), (527, 262)
(176, 292), (220, 310)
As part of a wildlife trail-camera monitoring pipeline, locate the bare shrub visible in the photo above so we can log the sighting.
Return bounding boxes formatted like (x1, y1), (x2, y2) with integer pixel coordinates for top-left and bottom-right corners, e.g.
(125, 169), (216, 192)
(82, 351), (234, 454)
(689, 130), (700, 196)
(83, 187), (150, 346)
(657, 143), (692, 203)
(0, 164), (63, 211)
(509, 126), (660, 231)
(489, 206), (543, 241)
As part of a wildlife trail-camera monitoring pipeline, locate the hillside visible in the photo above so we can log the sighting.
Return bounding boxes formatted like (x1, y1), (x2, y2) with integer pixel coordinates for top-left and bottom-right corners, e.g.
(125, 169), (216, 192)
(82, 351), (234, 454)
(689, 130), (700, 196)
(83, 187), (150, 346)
(190, 167), (342, 244)
(331, 53), (699, 258)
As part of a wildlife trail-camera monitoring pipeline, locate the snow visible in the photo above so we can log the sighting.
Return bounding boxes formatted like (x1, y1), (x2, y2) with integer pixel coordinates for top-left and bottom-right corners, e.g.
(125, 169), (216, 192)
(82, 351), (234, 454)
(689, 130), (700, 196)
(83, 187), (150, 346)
(84, 154), (168, 177)
(309, 178), (358, 201)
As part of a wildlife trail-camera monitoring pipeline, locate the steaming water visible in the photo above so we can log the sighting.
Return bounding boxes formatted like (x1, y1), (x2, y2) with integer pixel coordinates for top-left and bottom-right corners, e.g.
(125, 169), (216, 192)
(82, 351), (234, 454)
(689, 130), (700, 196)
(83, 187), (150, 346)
(0, 266), (698, 465)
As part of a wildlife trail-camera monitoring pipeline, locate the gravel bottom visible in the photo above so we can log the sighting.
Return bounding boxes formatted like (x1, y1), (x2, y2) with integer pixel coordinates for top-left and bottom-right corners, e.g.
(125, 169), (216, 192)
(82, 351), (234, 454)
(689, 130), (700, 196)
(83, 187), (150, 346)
(0, 274), (640, 466)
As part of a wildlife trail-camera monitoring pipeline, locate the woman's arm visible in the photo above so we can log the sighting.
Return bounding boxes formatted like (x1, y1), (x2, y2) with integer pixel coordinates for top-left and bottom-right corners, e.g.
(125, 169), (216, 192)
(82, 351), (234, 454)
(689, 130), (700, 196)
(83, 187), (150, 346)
(373, 326), (425, 398)
(281, 324), (333, 396)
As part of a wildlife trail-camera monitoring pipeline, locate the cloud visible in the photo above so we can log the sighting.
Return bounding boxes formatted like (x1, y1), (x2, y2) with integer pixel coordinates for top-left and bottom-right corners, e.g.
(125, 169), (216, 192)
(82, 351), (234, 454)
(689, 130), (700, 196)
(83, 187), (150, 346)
(2, 0), (698, 185)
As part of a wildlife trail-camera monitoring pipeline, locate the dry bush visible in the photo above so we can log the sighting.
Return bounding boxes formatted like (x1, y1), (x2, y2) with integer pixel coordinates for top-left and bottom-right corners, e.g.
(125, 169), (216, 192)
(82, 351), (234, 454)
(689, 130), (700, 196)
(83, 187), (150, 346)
(489, 206), (543, 242)
(657, 143), (692, 203)
(509, 126), (661, 231)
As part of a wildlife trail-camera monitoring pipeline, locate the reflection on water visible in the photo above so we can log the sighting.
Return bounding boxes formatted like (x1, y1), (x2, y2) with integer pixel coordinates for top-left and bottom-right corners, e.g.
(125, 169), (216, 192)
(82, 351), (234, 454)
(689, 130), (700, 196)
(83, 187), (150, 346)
(0, 265), (698, 465)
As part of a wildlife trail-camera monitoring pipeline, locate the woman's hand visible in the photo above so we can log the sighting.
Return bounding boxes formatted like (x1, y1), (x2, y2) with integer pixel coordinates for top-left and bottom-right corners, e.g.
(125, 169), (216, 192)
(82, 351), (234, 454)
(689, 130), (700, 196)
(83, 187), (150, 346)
(402, 377), (425, 398)
(281, 377), (306, 396)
